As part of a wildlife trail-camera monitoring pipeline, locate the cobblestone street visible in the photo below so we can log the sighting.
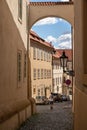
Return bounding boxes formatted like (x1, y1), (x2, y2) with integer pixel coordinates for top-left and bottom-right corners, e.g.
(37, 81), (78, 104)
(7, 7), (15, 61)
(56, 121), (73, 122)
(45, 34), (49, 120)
(18, 101), (73, 130)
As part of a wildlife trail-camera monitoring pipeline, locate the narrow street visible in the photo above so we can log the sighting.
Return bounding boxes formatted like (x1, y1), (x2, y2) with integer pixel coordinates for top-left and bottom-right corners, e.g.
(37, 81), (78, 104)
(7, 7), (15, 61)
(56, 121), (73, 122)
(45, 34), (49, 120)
(18, 101), (73, 130)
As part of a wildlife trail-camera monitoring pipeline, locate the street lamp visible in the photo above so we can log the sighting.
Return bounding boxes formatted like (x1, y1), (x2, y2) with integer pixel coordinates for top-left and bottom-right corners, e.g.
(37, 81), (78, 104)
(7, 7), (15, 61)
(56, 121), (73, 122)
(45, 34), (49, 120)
(60, 51), (68, 95)
(60, 51), (68, 72)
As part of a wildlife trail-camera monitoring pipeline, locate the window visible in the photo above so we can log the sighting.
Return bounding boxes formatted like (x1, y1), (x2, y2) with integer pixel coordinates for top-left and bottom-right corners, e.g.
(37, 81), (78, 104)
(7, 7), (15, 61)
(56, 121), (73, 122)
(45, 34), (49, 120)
(33, 87), (36, 94)
(41, 69), (43, 79)
(44, 69), (46, 79)
(37, 48), (40, 60)
(38, 89), (40, 96)
(33, 47), (36, 59)
(41, 50), (43, 60)
(18, 0), (22, 21)
(44, 51), (46, 61)
(33, 68), (36, 80)
(24, 53), (26, 78)
(37, 69), (40, 79)
(17, 51), (22, 82)
(49, 53), (51, 62)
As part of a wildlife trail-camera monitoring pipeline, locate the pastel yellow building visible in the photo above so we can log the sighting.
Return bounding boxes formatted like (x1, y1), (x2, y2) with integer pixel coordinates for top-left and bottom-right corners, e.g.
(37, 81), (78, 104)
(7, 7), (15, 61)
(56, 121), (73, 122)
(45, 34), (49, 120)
(30, 31), (54, 99)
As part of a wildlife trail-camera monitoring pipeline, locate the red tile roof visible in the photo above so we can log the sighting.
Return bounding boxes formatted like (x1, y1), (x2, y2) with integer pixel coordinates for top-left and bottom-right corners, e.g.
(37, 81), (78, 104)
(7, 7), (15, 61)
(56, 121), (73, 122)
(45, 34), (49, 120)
(30, 30), (54, 49)
(55, 49), (72, 61)
(30, 1), (73, 6)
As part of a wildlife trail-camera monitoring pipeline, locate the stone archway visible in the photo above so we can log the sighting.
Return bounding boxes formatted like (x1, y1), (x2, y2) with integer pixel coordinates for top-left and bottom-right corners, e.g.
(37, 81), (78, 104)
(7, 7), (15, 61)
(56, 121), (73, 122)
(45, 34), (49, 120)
(29, 1), (74, 29)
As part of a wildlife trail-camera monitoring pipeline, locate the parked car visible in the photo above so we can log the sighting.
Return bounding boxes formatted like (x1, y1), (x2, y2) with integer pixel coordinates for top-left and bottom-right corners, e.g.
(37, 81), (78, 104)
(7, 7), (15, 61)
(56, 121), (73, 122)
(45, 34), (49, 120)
(50, 93), (62, 102)
(61, 95), (68, 101)
(35, 96), (49, 105)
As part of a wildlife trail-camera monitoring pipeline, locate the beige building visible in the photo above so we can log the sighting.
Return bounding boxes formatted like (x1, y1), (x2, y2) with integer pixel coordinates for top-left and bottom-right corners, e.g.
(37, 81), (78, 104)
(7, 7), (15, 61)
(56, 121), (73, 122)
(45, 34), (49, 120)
(0, 0), (36, 130)
(52, 49), (72, 98)
(52, 52), (63, 94)
(30, 31), (54, 99)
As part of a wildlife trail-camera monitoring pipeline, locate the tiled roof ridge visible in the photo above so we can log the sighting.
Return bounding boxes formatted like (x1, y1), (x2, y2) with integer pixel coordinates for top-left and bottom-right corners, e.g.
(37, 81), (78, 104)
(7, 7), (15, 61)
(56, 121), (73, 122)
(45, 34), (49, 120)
(30, 1), (73, 6)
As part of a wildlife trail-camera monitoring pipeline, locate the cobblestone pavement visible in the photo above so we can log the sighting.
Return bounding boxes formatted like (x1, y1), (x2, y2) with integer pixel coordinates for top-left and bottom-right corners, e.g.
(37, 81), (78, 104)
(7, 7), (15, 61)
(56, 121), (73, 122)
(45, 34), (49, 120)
(18, 101), (73, 130)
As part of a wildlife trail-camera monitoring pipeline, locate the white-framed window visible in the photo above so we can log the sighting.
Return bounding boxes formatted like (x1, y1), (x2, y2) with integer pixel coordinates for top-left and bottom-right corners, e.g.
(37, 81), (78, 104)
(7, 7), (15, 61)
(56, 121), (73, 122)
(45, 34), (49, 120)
(41, 49), (43, 60)
(33, 47), (36, 59)
(17, 50), (22, 82)
(33, 85), (36, 94)
(37, 48), (40, 60)
(38, 89), (40, 96)
(41, 69), (43, 79)
(49, 53), (51, 62)
(33, 68), (36, 80)
(44, 51), (46, 61)
(18, 0), (22, 22)
(37, 69), (40, 79)
(44, 69), (46, 79)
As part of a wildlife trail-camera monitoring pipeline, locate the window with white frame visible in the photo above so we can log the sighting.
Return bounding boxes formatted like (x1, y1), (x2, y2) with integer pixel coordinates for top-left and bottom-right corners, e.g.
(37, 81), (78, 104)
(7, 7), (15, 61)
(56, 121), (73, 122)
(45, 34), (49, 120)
(41, 69), (43, 79)
(37, 69), (40, 79)
(41, 49), (43, 60)
(18, 0), (22, 21)
(33, 68), (36, 80)
(33, 86), (36, 94)
(37, 48), (40, 60)
(33, 47), (36, 59)
(38, 89), (40, 96)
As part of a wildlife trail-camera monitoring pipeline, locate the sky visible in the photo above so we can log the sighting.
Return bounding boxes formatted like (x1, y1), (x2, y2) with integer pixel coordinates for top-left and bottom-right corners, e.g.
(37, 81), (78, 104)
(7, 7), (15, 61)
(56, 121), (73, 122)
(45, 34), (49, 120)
(30, 0), (71, 49)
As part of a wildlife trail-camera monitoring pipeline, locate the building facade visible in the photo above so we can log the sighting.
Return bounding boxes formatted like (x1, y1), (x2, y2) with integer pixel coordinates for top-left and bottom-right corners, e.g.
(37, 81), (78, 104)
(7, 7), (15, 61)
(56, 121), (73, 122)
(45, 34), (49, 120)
(0, 0), (36, 130)
(52, 49), (72, 98)
(30, 31), (54, 99)
(52, 53), (63, 94)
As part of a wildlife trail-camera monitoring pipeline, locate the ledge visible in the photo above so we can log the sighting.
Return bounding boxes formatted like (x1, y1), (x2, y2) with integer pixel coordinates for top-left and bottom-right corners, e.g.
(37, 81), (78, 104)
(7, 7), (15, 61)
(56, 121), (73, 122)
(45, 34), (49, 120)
(0, 99), (31, 123)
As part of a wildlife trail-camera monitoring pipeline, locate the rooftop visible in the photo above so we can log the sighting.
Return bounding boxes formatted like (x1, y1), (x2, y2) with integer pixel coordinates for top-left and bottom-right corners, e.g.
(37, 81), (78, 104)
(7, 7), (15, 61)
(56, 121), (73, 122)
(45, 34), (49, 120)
(30, 30), (54, 48)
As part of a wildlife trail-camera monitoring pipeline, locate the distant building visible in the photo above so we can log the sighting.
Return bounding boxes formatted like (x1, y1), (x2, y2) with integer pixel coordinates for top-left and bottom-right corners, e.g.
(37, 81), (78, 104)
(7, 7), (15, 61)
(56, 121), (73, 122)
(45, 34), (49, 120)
(52, 49), (72, 98)
(52, 52), (63, 94)
(30, 31), (54, 99)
